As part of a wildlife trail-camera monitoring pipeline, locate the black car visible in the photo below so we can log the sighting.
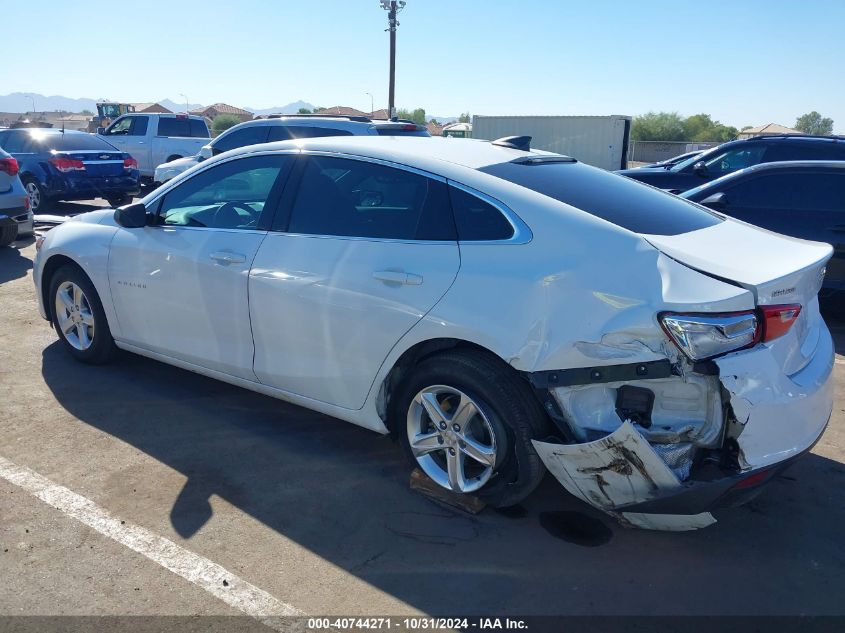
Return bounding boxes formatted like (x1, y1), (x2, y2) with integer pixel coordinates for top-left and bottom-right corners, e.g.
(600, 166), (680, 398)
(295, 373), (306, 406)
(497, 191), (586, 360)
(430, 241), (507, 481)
(618, 135), (845, 193)
(681, 161), (845, 301)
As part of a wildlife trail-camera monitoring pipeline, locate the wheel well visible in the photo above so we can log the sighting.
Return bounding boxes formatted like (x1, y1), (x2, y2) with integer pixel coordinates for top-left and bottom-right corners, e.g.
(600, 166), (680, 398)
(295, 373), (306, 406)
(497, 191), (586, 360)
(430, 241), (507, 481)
(377, 338), (508, 434)
(40, 255), (81, 324)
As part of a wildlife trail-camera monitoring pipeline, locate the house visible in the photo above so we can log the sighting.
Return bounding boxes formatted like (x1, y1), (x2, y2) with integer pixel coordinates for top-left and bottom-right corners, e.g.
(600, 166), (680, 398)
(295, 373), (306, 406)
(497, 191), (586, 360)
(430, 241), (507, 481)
(737, 123), (802, 139)
(131, 102), (172, 114)
(190, 103), (253, 123)
(368, 108), (390, 120)
(426, 121), (444, 136)
(315, 106), (369, 117)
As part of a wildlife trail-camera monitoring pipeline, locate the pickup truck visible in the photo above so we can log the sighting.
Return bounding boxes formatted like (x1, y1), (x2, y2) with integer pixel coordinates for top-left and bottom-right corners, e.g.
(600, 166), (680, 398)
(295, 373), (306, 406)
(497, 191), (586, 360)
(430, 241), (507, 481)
(98, 113), (210, 182)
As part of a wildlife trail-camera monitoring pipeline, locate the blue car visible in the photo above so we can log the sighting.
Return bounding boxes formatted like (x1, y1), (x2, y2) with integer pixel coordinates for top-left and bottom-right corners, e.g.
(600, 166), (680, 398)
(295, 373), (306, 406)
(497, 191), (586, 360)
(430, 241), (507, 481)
(0, 128), (140, 212)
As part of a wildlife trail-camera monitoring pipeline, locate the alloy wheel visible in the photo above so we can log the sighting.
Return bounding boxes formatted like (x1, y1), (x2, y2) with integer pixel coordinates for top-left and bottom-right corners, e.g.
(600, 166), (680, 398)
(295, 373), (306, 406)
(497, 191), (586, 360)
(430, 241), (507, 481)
(55, 281), (95, 351)
(406, 385), (498, 494)
(25, 182), (41, 211)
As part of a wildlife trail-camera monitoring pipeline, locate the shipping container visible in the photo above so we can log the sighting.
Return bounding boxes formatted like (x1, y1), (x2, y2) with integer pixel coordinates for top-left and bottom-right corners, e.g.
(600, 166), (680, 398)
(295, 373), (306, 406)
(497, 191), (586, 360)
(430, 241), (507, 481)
(472, 115), (632, 170)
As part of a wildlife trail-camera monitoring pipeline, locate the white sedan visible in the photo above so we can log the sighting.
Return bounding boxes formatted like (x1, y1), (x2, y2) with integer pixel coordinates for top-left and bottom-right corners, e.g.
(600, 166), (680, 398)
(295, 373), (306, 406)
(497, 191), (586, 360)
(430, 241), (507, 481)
(33, 135), (834, 530)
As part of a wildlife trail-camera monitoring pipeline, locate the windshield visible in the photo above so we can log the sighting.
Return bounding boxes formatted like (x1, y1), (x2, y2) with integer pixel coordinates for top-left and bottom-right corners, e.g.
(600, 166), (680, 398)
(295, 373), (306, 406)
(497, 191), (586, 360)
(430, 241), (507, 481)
(31, 132), (119, 152)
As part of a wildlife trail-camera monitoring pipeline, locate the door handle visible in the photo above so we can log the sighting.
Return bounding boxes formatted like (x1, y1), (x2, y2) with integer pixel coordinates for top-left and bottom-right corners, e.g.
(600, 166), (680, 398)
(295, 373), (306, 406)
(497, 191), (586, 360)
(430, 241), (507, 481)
(210, 251), (246, 264)
(373, 270), (423, 285)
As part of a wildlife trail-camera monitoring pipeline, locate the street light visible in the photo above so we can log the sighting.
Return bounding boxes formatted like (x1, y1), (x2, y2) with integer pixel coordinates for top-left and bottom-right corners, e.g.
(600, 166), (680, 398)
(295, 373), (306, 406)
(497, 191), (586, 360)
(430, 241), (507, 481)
(379, 0), (406, 120)
(26, 94), (35, 115)
(179, 93), (189, 114)
(365, 92), (374, 116)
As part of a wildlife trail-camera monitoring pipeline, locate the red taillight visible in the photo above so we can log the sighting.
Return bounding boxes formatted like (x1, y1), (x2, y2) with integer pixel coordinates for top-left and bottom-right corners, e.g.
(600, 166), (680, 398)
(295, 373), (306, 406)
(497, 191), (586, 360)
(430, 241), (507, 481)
(760, 304), (802, 342)
(403, 124), (418, 130)
(50, 157), (85, 173)
(123, 157), (138, 170)
(0, 157), (19, 176)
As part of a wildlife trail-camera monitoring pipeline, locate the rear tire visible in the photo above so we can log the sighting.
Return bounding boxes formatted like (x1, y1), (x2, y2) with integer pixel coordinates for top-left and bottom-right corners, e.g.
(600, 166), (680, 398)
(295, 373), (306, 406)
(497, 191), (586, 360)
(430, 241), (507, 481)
(23, 177), (48, 213)
(49, 264), (117, 364)
(0, 223), (16, 247)
(392, 349), (550, 508)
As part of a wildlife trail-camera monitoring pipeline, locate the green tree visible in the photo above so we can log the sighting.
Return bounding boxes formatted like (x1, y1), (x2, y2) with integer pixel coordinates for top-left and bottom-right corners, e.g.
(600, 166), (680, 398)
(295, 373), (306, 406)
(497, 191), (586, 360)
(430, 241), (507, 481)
(631, 112), (686, 141)
(211, 114), (241, 135)
(396, 108), (427, 124)
(80, 109), (93, 116)
(297, 107), (312, 114)
(429, 118), (440, 126)
(458, 112), (471, 123)
(795, 111), (834, 135)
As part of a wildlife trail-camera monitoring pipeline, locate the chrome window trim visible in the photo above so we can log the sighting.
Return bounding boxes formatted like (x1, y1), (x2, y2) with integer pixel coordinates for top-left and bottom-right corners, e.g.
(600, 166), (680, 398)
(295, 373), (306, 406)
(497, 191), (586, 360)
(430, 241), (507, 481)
(142, 147), (531, 244)
(446, 180), (533, 245)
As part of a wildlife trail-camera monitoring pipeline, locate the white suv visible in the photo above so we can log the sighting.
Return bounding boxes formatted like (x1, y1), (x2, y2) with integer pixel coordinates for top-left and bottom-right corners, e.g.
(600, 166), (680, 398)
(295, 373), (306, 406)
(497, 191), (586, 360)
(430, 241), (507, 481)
(153, 115), (429, 186)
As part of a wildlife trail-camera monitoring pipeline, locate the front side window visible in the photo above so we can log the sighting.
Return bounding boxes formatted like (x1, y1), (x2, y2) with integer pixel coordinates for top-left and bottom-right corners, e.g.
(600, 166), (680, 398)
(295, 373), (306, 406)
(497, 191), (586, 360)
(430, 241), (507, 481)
(284, 156), (454, 240)
(106, 116), (134, 135)
(212, 126), (270, 155)
(699, 145), (766, 176)
(157, 155), (290, 229)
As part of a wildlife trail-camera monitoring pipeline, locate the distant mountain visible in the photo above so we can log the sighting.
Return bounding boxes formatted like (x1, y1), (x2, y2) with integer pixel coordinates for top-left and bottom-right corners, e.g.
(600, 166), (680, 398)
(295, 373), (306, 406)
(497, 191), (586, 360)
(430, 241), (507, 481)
(159, 98), (204, 112)
(246, 101), (316, 116)
(0, 92), (98, 113)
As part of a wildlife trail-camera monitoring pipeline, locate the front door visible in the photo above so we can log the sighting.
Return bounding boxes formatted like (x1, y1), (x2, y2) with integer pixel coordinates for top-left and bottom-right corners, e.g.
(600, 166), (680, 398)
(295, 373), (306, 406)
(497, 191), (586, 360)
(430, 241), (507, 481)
(250, 154), (461, 409)
(102, 115), (151, 172)
(108, 153), (292, 379)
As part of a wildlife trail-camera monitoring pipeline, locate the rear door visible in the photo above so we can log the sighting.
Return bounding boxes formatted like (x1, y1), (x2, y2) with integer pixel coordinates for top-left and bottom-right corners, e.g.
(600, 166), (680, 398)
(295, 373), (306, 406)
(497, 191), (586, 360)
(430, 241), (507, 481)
(249, 154), (460, 409)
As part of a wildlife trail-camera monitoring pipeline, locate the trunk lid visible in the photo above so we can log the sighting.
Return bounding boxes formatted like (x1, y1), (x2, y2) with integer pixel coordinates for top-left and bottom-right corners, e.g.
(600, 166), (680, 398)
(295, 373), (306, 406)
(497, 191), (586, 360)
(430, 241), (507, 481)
(643, 218), (832, 375)
(62, 150), (126, 177)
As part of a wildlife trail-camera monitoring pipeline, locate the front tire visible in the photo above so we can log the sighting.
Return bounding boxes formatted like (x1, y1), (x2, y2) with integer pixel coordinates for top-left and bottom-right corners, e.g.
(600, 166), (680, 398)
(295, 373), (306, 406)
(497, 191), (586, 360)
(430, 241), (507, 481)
(49, 264), (117, 364)
(392, 349), (550, 508)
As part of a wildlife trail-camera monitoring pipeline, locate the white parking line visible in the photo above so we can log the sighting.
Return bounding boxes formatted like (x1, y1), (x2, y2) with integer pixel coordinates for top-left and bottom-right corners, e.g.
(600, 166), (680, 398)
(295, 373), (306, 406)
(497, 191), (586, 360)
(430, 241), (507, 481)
(0, 455), (301, 628)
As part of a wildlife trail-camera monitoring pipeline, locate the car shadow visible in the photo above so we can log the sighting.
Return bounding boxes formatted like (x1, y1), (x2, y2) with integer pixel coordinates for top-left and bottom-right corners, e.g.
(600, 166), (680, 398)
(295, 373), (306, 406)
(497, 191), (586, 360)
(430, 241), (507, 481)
(40, 342), (845, 615)
(0, 239), (34, 284)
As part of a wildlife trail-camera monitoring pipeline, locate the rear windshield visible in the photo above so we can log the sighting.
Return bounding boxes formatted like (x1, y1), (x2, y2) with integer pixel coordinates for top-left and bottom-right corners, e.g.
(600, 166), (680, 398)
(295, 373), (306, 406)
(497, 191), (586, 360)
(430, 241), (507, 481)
(480, 160), (722, 235)
(31, 133), (117, 152)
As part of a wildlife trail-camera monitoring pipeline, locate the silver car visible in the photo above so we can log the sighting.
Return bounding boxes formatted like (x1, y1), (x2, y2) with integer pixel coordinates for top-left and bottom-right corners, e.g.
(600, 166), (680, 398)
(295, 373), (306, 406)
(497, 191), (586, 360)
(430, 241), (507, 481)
(153, 114), (429, 186)
(0, 146), (31, 247)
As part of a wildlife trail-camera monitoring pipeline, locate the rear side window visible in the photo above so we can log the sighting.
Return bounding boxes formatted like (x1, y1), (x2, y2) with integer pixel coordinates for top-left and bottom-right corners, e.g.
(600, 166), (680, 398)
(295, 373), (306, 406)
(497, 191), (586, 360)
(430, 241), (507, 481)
(288, 126), (354, 139)
(449, 186), (514, 240)
(284, 156), (454, 240)
(726, 171), (845, 212)
(0, 131), (30, 153)
(131, 116), (149, 136)
(481, 160), (722, 236)
(763, 142), (845, 162)
(375, 128), (429, 137)
(157, 117), (191, 137)
(212, 125), (270, 155)
(189, 119), (209, 138)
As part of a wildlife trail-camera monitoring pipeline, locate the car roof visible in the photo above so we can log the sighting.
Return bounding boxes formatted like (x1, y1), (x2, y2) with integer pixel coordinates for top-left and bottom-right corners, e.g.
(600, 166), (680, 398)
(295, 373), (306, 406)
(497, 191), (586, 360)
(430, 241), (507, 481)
(219, 115), (426, 134)
(235, 135), (559, 171)
(681, 160), (845, 197)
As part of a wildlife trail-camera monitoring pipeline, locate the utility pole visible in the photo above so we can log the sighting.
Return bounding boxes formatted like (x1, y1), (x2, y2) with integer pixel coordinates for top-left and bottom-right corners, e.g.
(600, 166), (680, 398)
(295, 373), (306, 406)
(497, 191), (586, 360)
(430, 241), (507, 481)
(380, 0), (406, 120)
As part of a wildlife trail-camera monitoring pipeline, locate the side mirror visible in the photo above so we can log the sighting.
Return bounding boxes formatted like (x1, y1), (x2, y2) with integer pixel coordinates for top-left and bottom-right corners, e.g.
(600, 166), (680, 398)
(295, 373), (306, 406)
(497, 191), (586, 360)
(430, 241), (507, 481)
(96, 127), (106, 135)
(692, 161), (708, 177)
(700, 192), (727, 210)
(199, 145), (212, 161)
(114, 202), (149, 228)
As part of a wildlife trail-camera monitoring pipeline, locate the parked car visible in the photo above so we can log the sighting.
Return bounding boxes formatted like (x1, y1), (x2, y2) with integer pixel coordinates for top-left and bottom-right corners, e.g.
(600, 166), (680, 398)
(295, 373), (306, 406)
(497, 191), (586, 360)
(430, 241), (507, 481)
(640, 149), (704, 169)
(0, 129), (140, 212)
(98, 113), (210, 184)
(34, 136), (833, 531)
(682, 161), (845, 302)
(153, 114), (429, 186)
(0, 147), (31, 247)
(618, 135), (845, 192)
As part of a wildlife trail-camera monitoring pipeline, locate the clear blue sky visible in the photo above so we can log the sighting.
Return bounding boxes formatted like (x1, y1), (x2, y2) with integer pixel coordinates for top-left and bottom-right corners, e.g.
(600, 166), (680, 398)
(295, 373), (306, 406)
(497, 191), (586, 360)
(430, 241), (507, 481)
(4, 0), (843, 129)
